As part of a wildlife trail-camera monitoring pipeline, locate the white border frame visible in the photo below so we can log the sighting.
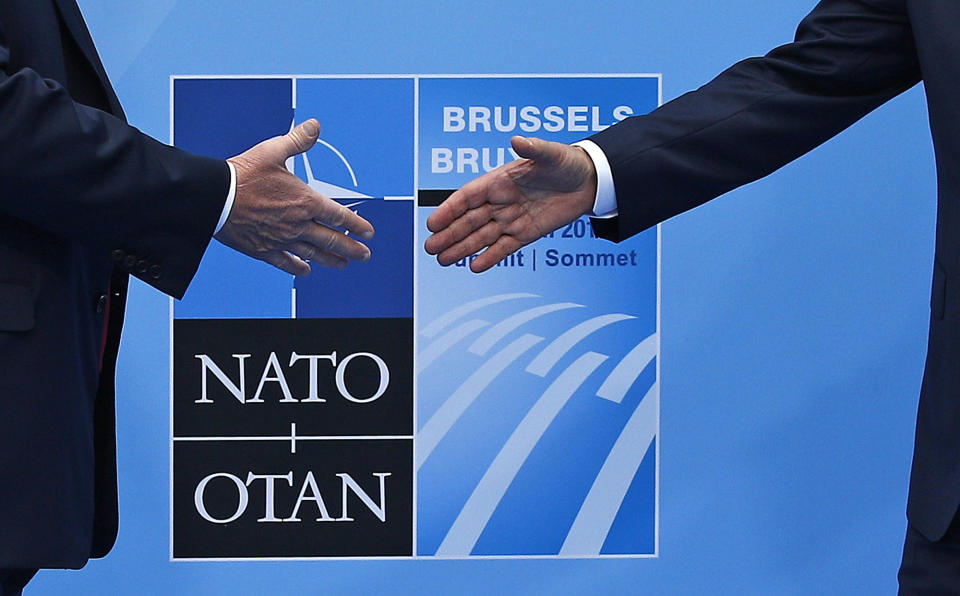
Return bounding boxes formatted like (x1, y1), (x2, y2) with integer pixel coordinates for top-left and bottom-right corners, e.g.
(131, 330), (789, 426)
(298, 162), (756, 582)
(168, 73), (662, 562)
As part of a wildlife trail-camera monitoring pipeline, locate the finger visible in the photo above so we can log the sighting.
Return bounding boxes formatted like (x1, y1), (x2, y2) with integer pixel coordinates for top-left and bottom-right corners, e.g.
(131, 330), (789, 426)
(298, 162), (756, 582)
(426, 189), (471, 233)
(298, 223), (372, 262)
(470, 236), (524, 273)
(311, 197), (375, 240)
(287, 242), (348, 270)
(429, 160), (529, 233)
(427, 169), (504, 233)
(425, 202), (494, 256)
(435, 218), (503, 266)
(275, 119), (321, 161)
(510, 135), (564, 166)
(263, 250), (312, 276)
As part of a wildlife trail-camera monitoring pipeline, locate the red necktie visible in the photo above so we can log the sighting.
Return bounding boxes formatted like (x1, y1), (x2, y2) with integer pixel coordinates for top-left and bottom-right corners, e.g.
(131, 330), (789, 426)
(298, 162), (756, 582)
(99, 290), (110, 371)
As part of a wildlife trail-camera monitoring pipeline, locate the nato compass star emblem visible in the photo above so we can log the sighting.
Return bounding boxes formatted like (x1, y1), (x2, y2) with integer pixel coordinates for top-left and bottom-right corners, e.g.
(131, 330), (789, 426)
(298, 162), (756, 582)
(284, 120), (371, 200)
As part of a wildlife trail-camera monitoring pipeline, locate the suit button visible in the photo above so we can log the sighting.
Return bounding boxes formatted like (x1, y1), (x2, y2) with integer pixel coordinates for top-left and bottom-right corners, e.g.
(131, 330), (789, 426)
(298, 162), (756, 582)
(148, 264), (162, 280)
(111, 249), (125, 262)
(137, 260), (149, 274)
(123, 255), (136, 269)
(95, 294), (107, 314)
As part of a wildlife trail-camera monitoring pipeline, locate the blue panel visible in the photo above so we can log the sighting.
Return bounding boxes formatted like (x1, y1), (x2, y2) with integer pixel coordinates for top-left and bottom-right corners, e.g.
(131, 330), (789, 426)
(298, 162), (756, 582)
(173, 78), (293, 159)
(601, 437), (656, 555)
(27, 1), (932, 594)
(472, 360), (656, 555)
(173, 78), (295, 318)
(295, 199), (413, 318)
(293, 78), (414, 198)
(414, 76), (659, 557)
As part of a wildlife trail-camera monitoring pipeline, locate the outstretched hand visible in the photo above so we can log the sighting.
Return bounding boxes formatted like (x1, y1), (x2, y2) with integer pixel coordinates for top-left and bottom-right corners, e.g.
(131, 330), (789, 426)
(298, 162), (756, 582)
(424, 135), (598, 273)
(215, 119), (375, 276)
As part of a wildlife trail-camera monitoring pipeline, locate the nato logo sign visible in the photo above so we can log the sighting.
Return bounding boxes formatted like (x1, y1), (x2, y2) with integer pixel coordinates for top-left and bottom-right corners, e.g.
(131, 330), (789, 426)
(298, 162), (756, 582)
(172, 74), (659, 560)
(173, 77), (414, 320)
(172, 318), (413, 558)
(289, 78), (414, 319)
(172, 77), (415, 559)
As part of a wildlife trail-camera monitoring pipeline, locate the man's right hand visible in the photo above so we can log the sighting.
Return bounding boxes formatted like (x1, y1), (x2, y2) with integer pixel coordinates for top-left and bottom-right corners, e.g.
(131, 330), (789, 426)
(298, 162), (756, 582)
(424, 135), (598, 273)
(215, 119), (375, 276)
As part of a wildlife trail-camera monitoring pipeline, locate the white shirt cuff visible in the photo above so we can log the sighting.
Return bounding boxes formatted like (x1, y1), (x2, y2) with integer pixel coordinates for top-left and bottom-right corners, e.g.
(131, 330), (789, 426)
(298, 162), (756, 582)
(574, 139), (618, 218)
(214, 161), (237, 235)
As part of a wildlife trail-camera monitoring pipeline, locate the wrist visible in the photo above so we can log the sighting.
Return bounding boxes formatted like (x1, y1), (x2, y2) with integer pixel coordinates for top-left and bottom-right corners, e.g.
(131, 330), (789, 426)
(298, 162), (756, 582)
(574, 146), (599, 215)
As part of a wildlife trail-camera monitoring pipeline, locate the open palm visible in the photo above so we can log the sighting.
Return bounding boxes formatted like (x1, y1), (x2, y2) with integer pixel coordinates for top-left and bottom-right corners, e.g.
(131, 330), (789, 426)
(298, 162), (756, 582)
(424, 136), (598, 272)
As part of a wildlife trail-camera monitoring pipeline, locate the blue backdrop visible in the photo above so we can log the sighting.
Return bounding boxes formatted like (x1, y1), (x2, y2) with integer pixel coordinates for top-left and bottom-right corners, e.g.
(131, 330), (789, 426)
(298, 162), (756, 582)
(30, 1), (934, 594)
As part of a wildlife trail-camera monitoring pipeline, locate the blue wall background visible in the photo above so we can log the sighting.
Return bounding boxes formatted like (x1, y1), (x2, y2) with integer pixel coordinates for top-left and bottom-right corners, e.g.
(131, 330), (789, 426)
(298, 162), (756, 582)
(30, 1), (934, 594)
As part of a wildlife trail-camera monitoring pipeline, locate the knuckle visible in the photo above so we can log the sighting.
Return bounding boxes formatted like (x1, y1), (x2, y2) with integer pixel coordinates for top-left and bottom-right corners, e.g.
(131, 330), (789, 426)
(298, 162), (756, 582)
(323, 233), (339, 253)
(331, 204), (349, 228)
(286, 131), (305, 150)
(278, 224), (299, 244)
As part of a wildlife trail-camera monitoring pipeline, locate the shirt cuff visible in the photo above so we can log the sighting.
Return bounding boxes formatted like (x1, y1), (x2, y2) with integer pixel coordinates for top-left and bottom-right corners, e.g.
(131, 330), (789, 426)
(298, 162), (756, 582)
(214, 161), (237, 235)
(573, 139), (618, 218)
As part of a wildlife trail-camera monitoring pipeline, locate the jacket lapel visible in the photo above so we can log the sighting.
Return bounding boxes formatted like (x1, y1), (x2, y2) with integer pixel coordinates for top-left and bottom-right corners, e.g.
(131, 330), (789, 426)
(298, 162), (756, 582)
(51, 0), (125, 118)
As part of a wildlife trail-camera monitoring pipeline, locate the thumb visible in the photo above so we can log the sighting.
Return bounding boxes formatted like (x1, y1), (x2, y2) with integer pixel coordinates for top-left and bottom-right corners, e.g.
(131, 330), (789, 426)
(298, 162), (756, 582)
(510, 135), (563, 165)
(279, 119), (321, 160)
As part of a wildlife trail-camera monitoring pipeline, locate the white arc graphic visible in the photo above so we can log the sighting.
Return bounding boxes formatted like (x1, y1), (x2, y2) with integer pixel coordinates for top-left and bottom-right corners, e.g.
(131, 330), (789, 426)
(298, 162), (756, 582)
(417, 319), (489, 374)
(419, 293), (539, 339)
(435, 351), (608, 556)
(526, 314), (636, 377)
(416, 334), (543, 468)
(560, 380), (658, 556)
(468, 303), (584, 356)
(597, 333), (658, 403)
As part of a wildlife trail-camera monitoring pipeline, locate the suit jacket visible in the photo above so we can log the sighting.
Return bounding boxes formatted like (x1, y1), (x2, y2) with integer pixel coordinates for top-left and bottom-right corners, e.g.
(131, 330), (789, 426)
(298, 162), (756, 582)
(588, 0), (958, 541)
(0, 0), (229, 568)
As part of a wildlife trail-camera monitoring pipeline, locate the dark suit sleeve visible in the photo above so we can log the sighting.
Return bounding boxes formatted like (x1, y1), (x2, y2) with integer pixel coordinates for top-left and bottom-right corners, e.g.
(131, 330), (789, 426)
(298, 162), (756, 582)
(0, 25), (229, 298)
(588, 0), (921, 242)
